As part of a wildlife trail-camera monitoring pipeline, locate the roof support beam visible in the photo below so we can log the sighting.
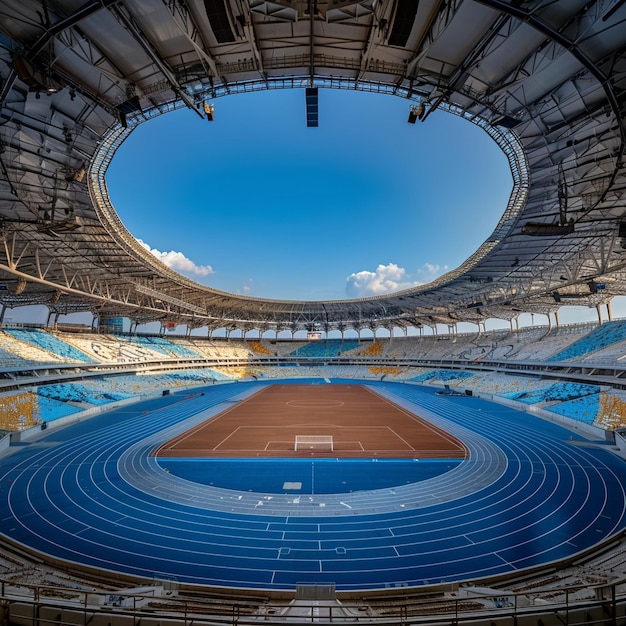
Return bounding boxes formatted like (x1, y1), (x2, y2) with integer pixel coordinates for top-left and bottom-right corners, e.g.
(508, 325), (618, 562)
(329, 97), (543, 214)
(163, 0), (221, 81)
(110, 4), (202, 117)
(474, 0), (625, 146)
(0, 0), (124, 106)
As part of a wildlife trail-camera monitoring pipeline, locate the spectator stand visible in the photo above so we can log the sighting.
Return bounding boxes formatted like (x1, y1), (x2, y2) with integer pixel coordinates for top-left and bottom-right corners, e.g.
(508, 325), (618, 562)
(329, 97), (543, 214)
(548, 320), (626, 362)
(4, 328), (93, 363)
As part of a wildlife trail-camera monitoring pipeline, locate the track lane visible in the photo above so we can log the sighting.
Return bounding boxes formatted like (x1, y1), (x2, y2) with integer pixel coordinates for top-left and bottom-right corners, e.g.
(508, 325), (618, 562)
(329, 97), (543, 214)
(0, 381), (625, 591)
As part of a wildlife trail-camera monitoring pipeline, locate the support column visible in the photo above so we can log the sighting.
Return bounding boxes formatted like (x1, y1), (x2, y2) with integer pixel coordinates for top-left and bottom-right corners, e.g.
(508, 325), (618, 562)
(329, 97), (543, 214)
(607, 300), (613, 321)
(0, 304), (5, 325)
(554, 310), (560, 327)
(596, 303), (603, 325)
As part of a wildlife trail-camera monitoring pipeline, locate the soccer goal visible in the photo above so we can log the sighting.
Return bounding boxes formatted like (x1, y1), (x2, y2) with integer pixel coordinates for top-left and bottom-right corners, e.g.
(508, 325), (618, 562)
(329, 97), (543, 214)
(294, 435), (334, 452)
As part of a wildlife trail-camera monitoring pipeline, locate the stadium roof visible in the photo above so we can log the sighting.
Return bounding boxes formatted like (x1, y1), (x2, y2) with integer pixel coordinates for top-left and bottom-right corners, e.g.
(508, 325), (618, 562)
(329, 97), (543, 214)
(0, 0), (625, 334)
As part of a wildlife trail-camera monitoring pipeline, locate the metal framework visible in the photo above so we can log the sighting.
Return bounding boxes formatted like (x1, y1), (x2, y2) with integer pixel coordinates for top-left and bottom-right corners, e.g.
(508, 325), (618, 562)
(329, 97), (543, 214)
(0, 0), (625, 335)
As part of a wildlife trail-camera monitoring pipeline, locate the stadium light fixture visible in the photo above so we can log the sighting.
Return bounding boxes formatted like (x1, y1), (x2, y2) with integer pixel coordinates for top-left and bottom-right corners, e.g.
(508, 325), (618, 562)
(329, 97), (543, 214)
(522, 221), (575, 236)
(408, 102), (425, 123)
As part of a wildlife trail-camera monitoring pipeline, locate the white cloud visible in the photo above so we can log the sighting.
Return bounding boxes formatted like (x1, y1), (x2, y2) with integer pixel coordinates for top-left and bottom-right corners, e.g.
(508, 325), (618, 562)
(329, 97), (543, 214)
(137, 239), (214, 277)
(240, 279), (253, 294)
(345, 262), (448, 298)
(414, 262), (448, 283)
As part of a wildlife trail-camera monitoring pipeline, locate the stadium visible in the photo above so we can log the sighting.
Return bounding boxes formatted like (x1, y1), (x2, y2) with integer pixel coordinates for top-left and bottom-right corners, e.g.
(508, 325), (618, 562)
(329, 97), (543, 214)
(1, 0), (626, 624)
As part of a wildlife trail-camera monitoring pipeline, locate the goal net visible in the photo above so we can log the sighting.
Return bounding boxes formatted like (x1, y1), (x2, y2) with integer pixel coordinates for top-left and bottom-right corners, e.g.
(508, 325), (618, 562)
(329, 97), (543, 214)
(294, 435), (334, 452)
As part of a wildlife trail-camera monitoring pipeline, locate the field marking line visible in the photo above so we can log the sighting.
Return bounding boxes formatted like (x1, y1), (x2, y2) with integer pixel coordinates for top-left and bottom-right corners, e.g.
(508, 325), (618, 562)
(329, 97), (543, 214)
(367, 387), (467, 454)
(386, 427), (417, 451)
(213, 425), (244, 450)
(154, 387), (269, 454)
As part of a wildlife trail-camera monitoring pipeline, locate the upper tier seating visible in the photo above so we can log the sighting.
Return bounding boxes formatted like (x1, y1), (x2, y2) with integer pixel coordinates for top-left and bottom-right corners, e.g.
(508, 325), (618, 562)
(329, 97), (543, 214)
(52, 332), (151, 362)
(579, 337), (626, 363)
(0, 329), (68, 363)
(0, 324), (608, 367)
(0, 344), (28, 369)
(548, 320), (626, 361)
(120, 335), (202, 359)
(289, 339), (360, 358)
(189, 340), (254, 360)
(4, 328), (92, 363)
(358, 341), (384, 356)
(492, 325), (592, 362)
(137, 336), (202, 358)
(248, 341), (272, 355)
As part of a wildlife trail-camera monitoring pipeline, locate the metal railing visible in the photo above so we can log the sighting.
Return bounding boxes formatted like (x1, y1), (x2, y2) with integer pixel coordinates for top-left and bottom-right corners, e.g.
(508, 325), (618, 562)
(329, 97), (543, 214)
(1, 578), (625, 626)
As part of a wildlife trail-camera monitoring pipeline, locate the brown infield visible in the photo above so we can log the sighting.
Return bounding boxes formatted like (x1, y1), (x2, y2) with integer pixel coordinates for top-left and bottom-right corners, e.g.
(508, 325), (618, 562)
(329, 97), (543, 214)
(154, 384), (467, 459)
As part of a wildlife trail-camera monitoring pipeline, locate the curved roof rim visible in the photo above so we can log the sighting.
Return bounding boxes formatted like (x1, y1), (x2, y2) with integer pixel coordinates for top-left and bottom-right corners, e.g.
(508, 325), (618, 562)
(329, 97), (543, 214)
(89, 81), (528, 304)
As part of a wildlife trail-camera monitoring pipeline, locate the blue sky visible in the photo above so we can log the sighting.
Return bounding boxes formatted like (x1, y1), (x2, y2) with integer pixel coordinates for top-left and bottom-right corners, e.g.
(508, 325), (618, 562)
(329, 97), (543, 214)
(108, 88), (512, 301)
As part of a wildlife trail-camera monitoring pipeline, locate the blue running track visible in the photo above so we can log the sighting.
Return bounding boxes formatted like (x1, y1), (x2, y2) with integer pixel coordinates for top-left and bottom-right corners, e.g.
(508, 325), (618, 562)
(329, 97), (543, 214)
(0, 380), (625, 592)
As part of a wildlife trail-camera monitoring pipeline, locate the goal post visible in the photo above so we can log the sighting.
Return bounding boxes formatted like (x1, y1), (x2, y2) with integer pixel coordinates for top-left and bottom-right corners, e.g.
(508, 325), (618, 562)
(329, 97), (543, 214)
(294, 435), (334, 452)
